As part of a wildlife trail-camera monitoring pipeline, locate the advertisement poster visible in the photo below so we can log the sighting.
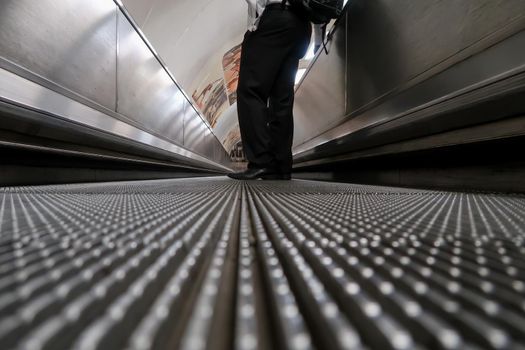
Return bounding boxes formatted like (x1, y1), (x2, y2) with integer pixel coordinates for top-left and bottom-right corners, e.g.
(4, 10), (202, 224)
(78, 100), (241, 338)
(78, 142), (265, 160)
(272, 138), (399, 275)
(222, 44), (242, 105)
(192, 78), (229, 128)
(191, 42), (245, 159)
(222, 127), (242, 156)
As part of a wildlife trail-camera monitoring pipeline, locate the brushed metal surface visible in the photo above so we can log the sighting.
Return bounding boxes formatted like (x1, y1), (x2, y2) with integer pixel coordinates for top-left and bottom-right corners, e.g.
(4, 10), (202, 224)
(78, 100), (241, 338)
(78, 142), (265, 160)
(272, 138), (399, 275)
(292, 0), (525, 160)
(0, 1), (231, 171)
(293, 29), (525, 158)
(213, 140), (231, 166)
(183, 107), (214, 158)
(0, 0), (118, 110)
(0, 67), (231, 172)
(116, 11), (185, 146)
(203, 132), (218, 161)
(181, 102), (226, 164)
(345, 0), (525, 112)
(183, 107), (203, 153)
(293, 17), (347, 147)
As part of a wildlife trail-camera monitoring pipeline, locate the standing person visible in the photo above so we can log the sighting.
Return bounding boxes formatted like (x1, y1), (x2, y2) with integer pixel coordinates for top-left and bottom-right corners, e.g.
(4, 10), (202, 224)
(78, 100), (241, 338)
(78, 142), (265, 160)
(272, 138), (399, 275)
(228, 0), (312, 180)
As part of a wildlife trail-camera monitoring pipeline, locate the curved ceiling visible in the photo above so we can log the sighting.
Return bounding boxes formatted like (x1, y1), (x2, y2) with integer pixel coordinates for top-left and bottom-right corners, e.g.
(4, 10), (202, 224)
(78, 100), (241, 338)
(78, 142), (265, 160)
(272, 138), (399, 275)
(122, 0), (246, 93)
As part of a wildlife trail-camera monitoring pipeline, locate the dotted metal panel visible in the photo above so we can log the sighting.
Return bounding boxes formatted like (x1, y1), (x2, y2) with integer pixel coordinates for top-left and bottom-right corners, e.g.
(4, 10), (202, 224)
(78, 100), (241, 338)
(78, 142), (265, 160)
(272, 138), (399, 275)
(0, 178), (524, 349)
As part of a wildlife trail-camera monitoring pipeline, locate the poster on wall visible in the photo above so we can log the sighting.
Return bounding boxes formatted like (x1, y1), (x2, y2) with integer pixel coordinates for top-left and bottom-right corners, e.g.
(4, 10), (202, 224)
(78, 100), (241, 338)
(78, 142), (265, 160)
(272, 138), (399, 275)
(192, 78), (229, 128)
(222, 44), (242, 105)
(190, 42), (244, 155)
(222, 127), (242, 155)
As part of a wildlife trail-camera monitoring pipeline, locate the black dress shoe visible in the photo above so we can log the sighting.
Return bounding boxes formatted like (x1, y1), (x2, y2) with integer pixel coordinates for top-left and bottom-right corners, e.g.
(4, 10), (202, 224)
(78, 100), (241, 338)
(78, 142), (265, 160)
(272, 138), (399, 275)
(227, 167), (276, 180)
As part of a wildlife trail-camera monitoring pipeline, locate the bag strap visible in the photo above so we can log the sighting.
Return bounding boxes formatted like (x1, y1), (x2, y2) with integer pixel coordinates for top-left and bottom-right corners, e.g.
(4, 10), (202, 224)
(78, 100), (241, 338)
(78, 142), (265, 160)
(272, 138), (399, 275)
(320, 24), (329, 54)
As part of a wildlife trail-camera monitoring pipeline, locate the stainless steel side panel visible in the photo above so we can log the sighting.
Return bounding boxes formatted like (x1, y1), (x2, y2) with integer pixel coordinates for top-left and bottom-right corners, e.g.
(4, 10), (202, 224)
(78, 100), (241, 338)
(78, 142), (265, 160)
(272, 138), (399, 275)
(202, 132), (218, 162)
(292, 0), (525, 157)
(0, 0), (118, 110)
(116, 11), (185, 146)
(213, 139), (231, 165)
(345, 0), (525, 112)
(183, 106), (212, 158)
(0, 67), (230, 172)
(0, 1), (230, 169)
(293, 19), (347, 147)
(180, 101), (229, 163)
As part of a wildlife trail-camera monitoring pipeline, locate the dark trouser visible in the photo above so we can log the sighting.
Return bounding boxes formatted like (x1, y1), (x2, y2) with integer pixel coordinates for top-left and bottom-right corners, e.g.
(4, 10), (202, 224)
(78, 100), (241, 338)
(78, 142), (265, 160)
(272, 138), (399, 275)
(237, 5), (311, 173)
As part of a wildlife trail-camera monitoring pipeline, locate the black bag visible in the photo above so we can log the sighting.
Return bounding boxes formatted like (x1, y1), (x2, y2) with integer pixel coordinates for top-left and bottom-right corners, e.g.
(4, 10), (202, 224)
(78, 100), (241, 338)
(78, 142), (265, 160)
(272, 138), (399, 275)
(286, 0), (344, 24)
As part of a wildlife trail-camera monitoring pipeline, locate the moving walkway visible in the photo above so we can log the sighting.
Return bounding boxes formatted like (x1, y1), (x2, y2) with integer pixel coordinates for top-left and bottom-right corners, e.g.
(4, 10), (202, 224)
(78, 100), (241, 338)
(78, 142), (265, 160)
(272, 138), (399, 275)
(1, 178), (524, 349)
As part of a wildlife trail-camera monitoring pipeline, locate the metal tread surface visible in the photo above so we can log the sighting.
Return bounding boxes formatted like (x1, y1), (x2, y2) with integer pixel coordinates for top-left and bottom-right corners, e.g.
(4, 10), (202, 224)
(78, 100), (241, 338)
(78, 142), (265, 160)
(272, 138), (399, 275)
(0, 177), (524, 350)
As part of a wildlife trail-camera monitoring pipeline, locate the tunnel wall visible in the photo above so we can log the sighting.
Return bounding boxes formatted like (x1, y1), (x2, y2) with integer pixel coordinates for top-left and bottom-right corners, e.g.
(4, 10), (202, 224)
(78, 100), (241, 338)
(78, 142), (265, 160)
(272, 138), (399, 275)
(293, 0), (525, 165)
(0, 0), (230, 170)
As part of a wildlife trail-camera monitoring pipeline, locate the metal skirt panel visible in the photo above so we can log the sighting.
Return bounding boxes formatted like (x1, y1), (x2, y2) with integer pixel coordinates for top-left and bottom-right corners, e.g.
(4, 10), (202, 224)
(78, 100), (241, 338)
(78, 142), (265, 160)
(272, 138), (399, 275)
(0, 0), (118, 110)
(116, 10), (187, 149)
(0, 178), (524, 349)
(0, 1), (230, 168)
(292, 0), (525, 160)
(0, 68), (231, 173)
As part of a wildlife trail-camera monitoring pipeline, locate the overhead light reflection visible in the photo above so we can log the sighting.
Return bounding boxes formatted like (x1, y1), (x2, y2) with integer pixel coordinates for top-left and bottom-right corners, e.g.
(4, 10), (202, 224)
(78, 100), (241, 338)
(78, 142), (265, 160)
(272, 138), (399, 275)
(303, 42), (316, 60)
(295, 68), (307, 84)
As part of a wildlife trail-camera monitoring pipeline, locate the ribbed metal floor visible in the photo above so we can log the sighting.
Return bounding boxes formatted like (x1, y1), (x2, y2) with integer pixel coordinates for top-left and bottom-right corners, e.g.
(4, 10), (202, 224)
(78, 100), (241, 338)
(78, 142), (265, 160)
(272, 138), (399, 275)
(1, 177), (524, 350)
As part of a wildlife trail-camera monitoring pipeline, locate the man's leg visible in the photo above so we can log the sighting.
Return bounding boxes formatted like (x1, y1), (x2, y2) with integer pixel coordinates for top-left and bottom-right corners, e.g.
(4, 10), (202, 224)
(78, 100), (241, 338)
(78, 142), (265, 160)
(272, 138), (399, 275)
(237, 31), (273, 168)
(268, 19), (311, 174)
(268, 54), (300, 174)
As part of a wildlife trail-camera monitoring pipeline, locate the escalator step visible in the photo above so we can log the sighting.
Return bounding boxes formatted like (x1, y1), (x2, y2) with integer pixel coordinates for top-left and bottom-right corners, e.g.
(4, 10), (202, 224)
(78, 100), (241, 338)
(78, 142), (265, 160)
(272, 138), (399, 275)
(0, 177), (524, 349)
